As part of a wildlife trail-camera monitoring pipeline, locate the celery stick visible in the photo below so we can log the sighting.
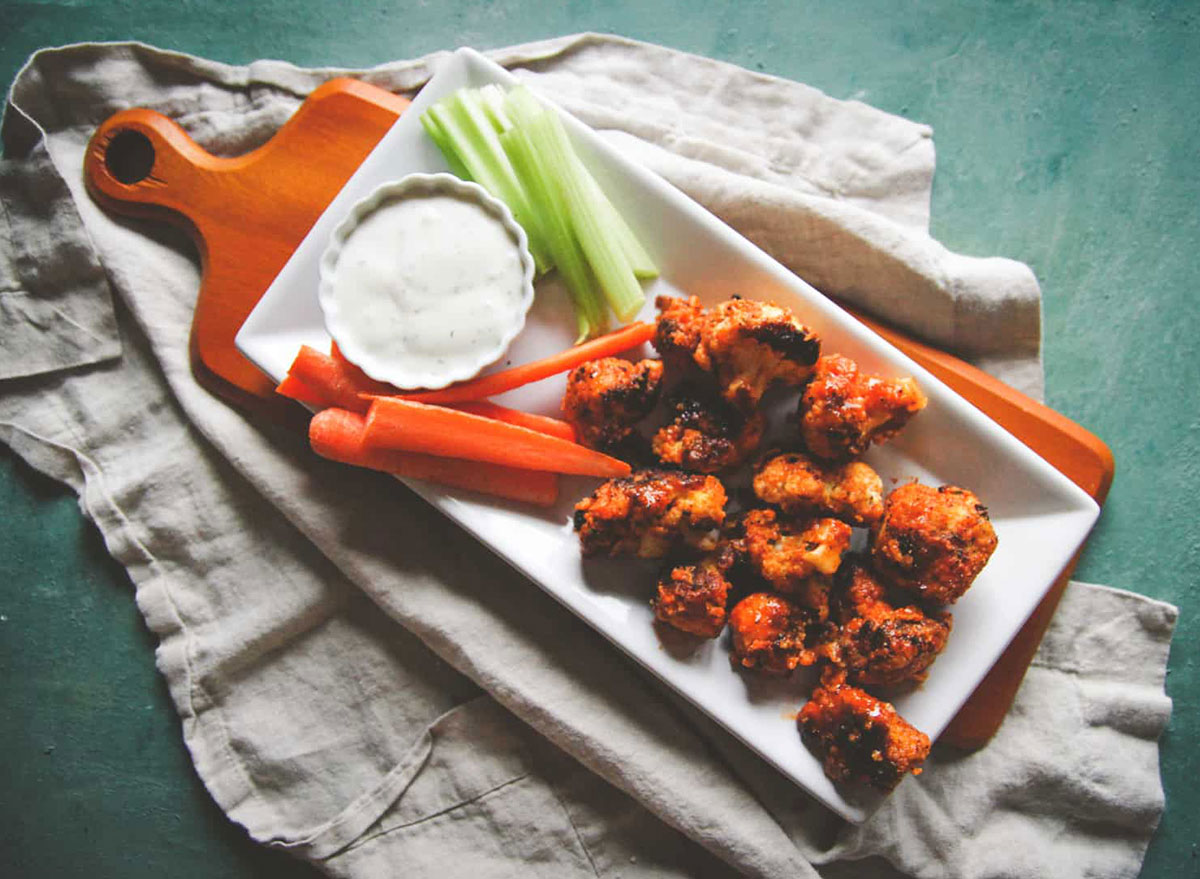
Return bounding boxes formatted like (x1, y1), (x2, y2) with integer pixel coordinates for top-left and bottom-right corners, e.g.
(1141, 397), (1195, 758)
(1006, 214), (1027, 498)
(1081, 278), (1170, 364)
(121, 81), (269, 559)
(505, 86), (657, 283)
(451, 91), (552, 272)
(501, 125), (606, 340)
(420, 113), (473, 181)
(503, 86), (545, 127)
(528, 110), (646, 322)
(425, 102), (506, 198)
(477, 84), (513, 134)
(580, 170), (658, 280)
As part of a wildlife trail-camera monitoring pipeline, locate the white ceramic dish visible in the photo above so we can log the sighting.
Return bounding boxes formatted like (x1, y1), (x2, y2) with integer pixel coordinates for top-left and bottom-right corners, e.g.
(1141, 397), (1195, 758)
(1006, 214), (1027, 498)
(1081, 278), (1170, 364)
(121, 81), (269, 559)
(318, 172), (536, 390)
(237, 48), (1100, 822)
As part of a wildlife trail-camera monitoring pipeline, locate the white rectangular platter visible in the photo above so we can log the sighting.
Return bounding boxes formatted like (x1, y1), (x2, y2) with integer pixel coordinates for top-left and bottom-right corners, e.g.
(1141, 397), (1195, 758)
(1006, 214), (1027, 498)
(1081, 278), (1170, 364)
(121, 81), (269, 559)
(237, 48), (1100, 822)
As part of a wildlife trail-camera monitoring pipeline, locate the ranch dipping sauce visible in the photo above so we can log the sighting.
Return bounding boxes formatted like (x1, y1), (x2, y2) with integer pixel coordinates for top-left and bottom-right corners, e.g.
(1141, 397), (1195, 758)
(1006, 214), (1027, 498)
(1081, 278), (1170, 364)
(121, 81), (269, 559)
(320, 174), (534, 389)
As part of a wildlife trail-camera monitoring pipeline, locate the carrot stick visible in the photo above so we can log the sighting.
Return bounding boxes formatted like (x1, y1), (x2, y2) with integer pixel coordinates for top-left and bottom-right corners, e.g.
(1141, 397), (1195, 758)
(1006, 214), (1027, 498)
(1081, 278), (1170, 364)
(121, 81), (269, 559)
(363, 397), (630, 478)
(285, 345), (395, 414)
(447, 401), (576, 442)
(356, 396), (579, 442)
(276, 374), (331, 409)
(309, 408), (559, 507)
(396, 321), (655, 404)
(291, 345), (577, 440)
(357, 396), (578, 441)
(330, 340), (354, 368)
(329, 341), (401, 394)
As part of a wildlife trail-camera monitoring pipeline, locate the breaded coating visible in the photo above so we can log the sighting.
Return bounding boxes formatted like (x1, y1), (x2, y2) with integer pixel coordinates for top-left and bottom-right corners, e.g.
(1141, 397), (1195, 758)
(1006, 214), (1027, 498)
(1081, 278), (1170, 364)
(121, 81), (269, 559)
(829, 561), (952, 688)
(562, 357), (664, 449)
(708, 516), (765, 591)
(574, 469), (727, 558)
(833, 554), (891, 621)
(728, 592), (821, 674)
(870, 483), (998, 604)
(798, 670), (931, 791)
(653, 294), (706, 366)
(652, 545), (737, 638)
(652, 385), (765, 473)
(741, 508), (852, 618)
(703, 298), (822, 408)
(798, 354), (927, 461)
(753, 450), (884, 526)
(653, 295), (820, 409)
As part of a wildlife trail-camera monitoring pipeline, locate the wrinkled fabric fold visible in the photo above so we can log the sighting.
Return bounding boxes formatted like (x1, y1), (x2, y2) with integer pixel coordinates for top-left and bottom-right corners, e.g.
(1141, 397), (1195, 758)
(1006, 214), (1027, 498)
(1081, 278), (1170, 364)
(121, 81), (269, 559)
(0, 106), (120, 379)
(0, 34), (1173, 879)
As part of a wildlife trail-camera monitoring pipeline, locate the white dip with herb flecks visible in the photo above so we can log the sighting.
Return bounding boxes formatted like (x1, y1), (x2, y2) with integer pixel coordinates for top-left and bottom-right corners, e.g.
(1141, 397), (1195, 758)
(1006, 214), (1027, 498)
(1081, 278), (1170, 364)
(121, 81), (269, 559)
(330, 191), (528, 387)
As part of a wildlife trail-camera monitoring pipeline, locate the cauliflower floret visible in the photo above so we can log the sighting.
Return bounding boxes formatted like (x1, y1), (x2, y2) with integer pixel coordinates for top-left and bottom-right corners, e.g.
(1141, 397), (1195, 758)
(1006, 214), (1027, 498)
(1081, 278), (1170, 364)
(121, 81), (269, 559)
(798, 669), (931, 791)
(827, 559), (952, 688)
(741, 508), (852, 618)
(799, 354), (926, 461)
(653, 294), (706, 367)
(562, 357), (663, 449)
(652, 545), (738, 638)
(574, 469), (727, 558)
(753, 450), (884, 526)
(728, 592), (824, 674)
(870, 482), (998, 604)
(653, 295), (820, 409)
(652, 385), (765, 473)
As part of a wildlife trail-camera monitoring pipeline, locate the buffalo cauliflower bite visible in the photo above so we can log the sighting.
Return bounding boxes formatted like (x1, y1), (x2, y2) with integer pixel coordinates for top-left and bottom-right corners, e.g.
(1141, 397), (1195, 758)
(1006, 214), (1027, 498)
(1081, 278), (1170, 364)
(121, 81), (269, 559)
(741, 508), (852, 618)
(798, 669), (931, 791)
(574, 469), (727, 558)
(652, 385), (765, 473)
(728, 592), (823, 674)
(652, 545), (737, 638)
(798, 354), (927, 461)
(562, 357), (664, 449)
(829, 560), (952, 688)
(653, 295), (820, 409)
(870, 482), (998, 604)
(753, 450), (884, 526)
(653, 294), (706, 367)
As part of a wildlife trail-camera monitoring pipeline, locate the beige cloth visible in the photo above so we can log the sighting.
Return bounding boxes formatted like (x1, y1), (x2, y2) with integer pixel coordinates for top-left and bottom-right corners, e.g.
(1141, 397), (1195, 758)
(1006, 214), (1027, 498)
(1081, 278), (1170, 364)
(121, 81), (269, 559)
(0, 34), (1175, 879)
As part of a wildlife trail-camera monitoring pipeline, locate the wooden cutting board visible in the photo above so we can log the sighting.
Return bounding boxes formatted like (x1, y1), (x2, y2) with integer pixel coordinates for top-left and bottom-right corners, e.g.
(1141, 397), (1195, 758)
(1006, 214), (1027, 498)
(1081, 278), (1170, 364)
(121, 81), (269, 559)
(81, 77), (1113, 750)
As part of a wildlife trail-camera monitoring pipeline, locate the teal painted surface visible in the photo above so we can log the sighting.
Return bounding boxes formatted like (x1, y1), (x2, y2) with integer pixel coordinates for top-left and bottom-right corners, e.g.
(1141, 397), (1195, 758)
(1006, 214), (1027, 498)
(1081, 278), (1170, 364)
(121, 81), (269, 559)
(0, 1), (1195, 876)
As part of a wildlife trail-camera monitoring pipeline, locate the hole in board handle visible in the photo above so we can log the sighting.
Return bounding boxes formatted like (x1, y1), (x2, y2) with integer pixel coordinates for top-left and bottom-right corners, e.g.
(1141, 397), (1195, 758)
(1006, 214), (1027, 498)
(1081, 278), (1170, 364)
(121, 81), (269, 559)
(105, 129), (155, 184)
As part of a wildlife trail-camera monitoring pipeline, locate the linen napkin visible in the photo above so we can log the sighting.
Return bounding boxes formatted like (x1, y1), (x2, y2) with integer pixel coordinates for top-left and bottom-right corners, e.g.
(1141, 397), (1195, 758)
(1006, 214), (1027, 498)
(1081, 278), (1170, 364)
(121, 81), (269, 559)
(0, 34), (1175, 879)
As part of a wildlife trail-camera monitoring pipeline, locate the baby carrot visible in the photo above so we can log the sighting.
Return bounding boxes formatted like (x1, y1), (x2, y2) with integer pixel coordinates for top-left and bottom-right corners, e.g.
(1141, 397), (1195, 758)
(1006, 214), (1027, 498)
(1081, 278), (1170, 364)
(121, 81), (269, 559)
(283, 345), (399, 413)
(276, 373), (331, 409)
(284, 345), (576, 442)
(309, 408), (559, 507)
(357, 395), (578, 442)
(329, 342), (402, 395)
(446, 401), (577, 443)
(363, 397), (630, 478)
(285, 345), (374, 413)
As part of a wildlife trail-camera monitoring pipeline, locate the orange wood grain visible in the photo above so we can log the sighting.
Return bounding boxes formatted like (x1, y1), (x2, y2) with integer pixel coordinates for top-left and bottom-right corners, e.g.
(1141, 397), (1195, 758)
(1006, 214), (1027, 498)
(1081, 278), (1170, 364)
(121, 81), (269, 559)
(81, 78), (1112, 751)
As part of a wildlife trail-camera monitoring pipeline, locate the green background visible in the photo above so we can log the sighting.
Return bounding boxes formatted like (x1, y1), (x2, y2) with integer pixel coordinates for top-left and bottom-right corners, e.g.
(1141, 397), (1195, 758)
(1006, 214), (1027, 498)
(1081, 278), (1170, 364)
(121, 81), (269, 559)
(1, 1), (1195, 876)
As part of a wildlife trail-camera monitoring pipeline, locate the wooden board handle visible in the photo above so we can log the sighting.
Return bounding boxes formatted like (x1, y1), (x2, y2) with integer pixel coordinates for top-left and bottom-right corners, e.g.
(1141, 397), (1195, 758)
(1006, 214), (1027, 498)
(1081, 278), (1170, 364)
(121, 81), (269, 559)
(82, 79), (411, 416)
(85, 109), (215, 222)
